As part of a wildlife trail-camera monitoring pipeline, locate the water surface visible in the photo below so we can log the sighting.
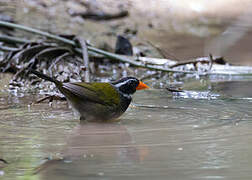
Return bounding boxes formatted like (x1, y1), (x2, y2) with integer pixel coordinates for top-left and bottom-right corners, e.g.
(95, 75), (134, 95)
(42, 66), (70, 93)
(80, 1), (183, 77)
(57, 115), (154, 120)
(1, 77), (252, 180)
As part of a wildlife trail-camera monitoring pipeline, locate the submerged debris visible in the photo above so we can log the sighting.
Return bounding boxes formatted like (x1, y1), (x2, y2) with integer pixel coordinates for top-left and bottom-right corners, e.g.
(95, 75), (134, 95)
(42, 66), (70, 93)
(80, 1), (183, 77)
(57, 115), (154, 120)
(170, 90), (220, 100)
(166, 86), (220, 100)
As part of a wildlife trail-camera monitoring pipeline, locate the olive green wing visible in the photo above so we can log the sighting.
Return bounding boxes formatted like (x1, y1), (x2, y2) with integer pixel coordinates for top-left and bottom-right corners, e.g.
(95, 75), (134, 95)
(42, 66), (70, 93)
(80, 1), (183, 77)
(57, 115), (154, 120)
(60, 82), (120, 106)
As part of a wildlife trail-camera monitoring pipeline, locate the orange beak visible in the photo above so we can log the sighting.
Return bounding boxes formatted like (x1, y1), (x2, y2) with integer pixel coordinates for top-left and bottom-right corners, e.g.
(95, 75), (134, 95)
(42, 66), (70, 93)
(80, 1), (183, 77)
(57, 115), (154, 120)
(136, 81), (149, 90)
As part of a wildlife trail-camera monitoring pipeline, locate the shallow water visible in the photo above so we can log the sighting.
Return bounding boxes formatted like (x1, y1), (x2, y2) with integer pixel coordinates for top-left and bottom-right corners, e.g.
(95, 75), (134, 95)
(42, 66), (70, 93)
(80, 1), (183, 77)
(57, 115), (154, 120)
(1, 77), (252, 180)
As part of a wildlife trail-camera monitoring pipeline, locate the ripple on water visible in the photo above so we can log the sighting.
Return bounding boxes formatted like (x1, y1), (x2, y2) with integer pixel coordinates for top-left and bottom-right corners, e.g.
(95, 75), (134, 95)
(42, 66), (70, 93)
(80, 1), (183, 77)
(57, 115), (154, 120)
(0, 79), (252, 179)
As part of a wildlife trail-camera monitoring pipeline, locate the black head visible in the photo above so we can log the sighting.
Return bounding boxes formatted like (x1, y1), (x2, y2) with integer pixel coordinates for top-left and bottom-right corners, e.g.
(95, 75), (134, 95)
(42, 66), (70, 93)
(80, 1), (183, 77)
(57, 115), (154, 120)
(111, 77), (140, 95)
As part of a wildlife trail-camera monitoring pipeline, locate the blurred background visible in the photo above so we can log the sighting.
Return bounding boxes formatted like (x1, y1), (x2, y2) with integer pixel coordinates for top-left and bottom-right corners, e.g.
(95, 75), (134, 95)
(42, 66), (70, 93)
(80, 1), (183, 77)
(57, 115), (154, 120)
(1, 0), (252, 65)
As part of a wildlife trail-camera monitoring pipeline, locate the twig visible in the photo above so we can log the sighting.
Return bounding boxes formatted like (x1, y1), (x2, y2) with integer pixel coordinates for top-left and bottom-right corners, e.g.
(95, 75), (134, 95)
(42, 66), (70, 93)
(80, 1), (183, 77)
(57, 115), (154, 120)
(76, 37), (90, 82)
(0, 34), (30, 44)
(0, 21), (75, 45)
(169, 56), (226, 68)
(33, 157), (64, 175)
(0, 45), (19, 51)
(208, 53), (214, 71)
(48, 52), (71, 76)
(170, 59), (202, 68)
(166, 87), (184, 93)
(32, 95), (66, 105)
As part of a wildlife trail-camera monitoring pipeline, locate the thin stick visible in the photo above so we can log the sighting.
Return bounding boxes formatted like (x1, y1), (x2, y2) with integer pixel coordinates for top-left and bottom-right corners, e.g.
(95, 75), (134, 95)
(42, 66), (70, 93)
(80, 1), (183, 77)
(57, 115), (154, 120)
(0, 45), (19, 51)
(0, 21), (74, 45)
(208, 53), (214, 71)
(0, 34), (30, 44)
(77, 37), (90, 82)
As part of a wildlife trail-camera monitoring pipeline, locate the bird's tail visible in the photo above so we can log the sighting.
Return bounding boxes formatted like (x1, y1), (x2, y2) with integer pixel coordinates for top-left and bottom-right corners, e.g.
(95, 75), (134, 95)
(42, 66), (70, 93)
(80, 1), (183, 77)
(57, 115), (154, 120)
(29, 69), (61, 86)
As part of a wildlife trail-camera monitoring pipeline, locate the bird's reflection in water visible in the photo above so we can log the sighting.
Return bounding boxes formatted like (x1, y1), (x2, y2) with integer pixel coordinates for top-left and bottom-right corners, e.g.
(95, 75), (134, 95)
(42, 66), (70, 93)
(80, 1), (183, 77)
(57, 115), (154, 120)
(36, 121), (146, 180)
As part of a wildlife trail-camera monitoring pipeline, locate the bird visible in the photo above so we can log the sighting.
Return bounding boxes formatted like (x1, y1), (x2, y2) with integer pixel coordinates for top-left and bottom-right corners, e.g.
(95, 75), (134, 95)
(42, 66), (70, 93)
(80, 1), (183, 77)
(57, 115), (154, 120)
(30, 70), (149, 121)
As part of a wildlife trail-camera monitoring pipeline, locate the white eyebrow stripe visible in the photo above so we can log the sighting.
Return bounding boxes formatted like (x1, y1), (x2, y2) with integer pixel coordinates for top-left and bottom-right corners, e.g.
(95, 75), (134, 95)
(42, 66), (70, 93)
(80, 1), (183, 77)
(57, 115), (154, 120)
(114, 79), (134, 88)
